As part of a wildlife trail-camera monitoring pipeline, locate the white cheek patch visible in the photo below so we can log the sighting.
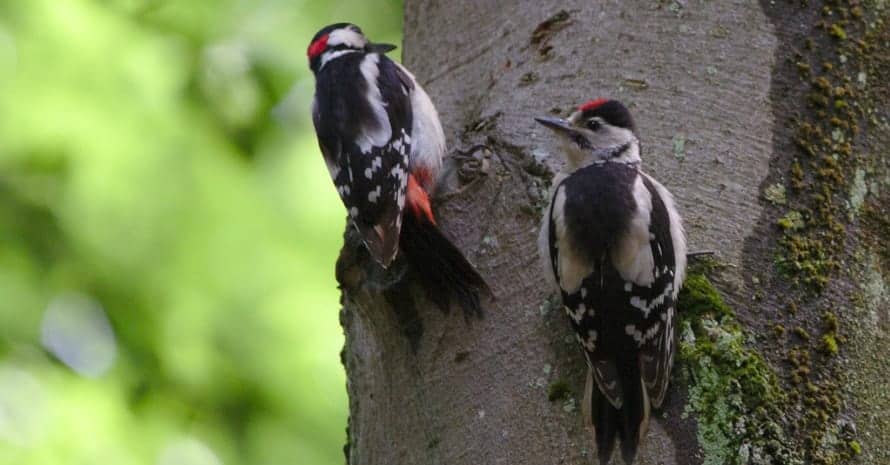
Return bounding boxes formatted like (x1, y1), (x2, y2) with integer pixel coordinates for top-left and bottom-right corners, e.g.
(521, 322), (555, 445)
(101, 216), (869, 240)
(611, 175), (655, 286)
(357, 54), (393, 153)
(559, 137), (589, 170)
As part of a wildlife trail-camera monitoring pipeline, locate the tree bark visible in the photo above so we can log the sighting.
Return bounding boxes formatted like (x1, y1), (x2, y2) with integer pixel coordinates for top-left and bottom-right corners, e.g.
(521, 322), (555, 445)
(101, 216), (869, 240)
(339, 1), (890, 464)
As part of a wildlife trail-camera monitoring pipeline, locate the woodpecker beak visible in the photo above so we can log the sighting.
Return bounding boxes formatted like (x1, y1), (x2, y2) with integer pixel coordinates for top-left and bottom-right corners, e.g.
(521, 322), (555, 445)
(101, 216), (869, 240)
(367, 42), (397, 54)
(535, 116), (574, 133)
(535, 116), (590, 148)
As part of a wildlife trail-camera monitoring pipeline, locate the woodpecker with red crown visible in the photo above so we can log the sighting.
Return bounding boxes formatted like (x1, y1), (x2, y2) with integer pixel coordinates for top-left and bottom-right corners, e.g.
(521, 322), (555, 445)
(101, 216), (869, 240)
(307, 23), (486, 316)
(536, 99), (686, 464)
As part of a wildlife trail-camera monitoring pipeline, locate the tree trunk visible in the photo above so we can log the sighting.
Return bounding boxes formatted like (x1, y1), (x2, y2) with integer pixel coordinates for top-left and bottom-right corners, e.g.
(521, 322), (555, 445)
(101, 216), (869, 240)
(339, 1), (890, 464)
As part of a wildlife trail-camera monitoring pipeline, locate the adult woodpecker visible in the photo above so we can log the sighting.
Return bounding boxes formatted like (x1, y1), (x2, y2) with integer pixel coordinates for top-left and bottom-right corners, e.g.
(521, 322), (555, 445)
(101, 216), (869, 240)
(536, 99), (686, 464)
(307, 23), (486, 316)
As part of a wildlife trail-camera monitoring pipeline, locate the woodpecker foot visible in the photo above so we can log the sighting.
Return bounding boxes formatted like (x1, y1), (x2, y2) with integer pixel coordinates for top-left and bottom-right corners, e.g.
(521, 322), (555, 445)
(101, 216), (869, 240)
(452, 143), (489, 157)
(437, 145), (491, 199)
(687, 250), (716, 260)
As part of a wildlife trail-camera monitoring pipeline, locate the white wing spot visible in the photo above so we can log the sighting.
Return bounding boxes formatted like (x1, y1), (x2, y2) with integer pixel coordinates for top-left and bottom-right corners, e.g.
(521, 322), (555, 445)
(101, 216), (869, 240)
(368, 185), (382, 203)
(566, 304), (585, 323)
(628, 283), (674, 318)
(625, 325), (643, 346)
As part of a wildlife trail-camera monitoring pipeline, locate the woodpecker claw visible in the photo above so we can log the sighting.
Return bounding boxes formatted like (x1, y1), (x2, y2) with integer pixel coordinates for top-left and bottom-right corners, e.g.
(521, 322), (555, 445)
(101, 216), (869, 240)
(687, 250), (716, 260)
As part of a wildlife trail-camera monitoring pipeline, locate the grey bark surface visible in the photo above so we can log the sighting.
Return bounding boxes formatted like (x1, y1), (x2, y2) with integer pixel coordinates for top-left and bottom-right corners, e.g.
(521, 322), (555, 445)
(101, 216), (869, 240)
(339, 1), (889, 464)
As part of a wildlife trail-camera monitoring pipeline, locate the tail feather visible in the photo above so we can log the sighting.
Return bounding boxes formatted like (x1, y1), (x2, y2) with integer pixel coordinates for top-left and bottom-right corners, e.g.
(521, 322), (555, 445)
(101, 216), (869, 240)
(590, 387), (619, 464)
(587, 361), (649, 464)
(399, 211), (488, 319)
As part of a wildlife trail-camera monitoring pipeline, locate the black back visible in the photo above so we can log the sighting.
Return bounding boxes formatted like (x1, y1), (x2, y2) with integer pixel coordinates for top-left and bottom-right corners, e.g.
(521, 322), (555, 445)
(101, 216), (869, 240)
(561, 162), (638, 264)
(312, 49), (415, 263)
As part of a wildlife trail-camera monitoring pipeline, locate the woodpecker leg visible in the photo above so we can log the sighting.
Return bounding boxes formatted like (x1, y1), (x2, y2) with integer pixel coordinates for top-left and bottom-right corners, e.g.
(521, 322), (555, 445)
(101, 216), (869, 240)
(437, 145), (491, 200)
(687, 250), (716, 260)
(452, 143), (489, 158)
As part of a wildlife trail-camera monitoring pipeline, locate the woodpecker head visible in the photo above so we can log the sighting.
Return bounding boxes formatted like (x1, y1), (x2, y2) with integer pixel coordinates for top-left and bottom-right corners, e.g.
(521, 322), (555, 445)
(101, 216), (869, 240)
(307, 23), (397, 74)
(536, 99), (640, 168)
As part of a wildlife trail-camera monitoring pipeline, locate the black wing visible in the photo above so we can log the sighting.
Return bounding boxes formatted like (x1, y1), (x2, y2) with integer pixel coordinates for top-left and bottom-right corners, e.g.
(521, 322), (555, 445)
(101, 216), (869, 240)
(312, 53), (414, 266)
(637, 175), (678, 408)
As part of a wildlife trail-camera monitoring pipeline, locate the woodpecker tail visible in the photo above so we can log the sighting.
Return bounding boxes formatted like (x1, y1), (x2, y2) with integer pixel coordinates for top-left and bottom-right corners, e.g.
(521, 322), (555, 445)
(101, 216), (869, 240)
(584, 360), (650, 464)
(399, 174), (487, 319)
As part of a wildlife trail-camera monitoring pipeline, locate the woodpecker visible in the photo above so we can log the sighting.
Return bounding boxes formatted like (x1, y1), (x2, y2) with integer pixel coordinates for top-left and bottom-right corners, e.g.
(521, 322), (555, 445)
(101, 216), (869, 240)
(536, 99), (686, 464)
(307, 23), (486, 316)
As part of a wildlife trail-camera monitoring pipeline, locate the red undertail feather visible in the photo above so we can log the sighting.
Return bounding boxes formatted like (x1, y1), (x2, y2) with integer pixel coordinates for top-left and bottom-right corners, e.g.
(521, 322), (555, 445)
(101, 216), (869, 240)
(407, 174), (436, 225)
(399, 172), (488, 318)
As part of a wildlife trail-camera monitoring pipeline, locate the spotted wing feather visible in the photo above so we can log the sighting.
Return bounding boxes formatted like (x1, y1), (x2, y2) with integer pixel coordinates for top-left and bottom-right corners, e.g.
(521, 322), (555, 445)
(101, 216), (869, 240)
(637, 176), (678, 408)
(312, 53), (413, 266)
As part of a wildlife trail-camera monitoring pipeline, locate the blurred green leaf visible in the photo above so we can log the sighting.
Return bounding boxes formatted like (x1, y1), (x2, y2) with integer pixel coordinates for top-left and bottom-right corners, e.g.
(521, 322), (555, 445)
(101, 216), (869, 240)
(0, 1), (402, 464)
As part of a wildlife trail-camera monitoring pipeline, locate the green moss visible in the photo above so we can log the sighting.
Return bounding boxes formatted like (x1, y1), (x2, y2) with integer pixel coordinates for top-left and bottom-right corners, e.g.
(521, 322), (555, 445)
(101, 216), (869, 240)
(778, 211), (806, 230)
(547, 380), (572, 402)
(822, 312), (839, 333)
(770, 3), (883, 462)
(764, 183), (788, 205)
(678, 272), (732, 321)
(830, 23), (848, 40)
(849, 440), (861, 455)
(813, 76), (832, 91)
(821, 334), (839, 355)
(677, 265), (800, 464)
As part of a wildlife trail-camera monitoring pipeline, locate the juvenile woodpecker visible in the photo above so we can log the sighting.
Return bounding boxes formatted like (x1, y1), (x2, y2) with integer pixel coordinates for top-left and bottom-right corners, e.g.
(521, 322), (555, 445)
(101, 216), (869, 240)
(536, 99), (686, 464)
(307, 23), (486, 316)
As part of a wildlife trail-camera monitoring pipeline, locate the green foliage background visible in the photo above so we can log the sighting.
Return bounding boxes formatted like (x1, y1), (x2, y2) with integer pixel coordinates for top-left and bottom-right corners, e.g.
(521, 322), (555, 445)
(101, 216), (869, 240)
(0, 1), (402, 464)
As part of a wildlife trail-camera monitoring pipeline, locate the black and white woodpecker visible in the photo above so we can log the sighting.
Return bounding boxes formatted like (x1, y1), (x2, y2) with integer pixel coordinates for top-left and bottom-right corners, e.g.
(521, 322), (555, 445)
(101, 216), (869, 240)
(536, 99), (687, 464)
(307, 23), (487, 316)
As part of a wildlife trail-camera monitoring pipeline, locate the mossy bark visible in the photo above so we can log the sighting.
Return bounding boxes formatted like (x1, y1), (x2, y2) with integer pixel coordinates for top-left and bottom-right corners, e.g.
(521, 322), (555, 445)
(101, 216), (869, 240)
(339, 1), (890, 464)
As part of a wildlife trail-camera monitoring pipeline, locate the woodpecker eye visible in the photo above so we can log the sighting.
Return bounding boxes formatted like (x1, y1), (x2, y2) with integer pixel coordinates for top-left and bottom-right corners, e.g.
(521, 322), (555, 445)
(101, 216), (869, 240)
(587, 119), (602, 131)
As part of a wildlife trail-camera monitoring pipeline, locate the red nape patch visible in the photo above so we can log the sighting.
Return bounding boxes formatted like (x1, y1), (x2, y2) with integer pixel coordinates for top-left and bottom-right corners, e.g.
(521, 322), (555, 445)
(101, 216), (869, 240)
(579, 98), (609, 112)
(307, 34), (329, 59)
(407, 174), (436, 224)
